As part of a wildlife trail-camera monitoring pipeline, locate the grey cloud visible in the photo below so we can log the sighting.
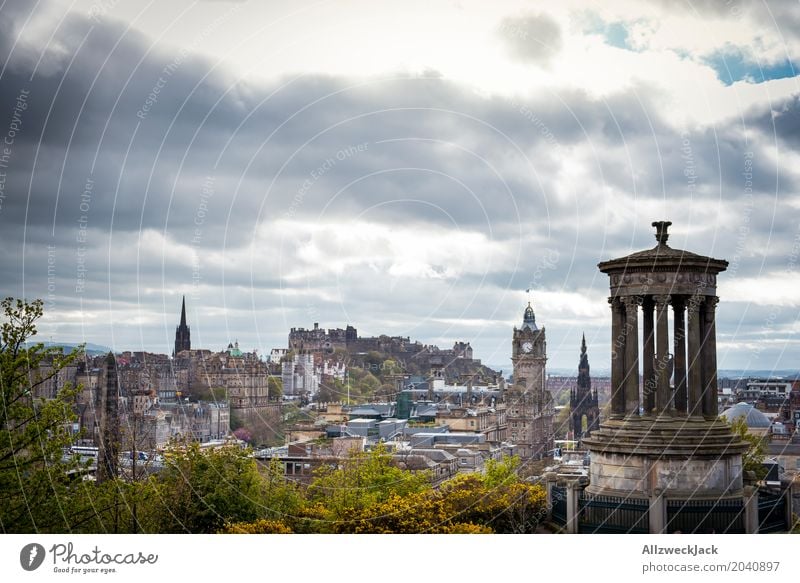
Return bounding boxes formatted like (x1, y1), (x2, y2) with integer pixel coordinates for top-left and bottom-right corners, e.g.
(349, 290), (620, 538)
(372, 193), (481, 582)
(1, 1), (798, 369)
(497, 13), (562, 64)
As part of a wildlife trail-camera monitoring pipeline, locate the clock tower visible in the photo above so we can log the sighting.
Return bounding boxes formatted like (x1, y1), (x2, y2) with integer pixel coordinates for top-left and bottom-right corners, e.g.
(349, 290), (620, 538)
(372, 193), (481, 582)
(508, 301), (554, 460)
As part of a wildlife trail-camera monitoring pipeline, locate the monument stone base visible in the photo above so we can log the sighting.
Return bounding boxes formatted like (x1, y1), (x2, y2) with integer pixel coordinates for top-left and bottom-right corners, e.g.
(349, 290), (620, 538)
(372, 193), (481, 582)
(582, 417), (748, 499)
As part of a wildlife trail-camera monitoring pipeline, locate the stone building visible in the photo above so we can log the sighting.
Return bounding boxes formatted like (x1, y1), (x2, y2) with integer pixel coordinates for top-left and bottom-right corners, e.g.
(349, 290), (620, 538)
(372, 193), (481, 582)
(29, 358), (78, 400)
(288, 323), (356, 352)
(507, 302), (554, 460)
(570, 334), (599, 443)
(281, 352), (318, 397)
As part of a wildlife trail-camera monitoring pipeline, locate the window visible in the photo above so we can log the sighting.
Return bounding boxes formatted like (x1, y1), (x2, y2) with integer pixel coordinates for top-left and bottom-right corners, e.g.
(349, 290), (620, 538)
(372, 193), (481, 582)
(460, 458), (468, 465)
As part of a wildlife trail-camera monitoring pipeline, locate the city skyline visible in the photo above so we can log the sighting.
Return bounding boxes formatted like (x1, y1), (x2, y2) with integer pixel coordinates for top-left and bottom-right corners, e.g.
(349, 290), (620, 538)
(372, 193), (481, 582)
(0, 0), (798, 370)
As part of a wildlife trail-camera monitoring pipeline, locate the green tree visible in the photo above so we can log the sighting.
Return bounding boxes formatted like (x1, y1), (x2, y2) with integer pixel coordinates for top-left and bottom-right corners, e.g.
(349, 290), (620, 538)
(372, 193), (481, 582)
(729, 417), (768, 481)
(142, 443), (265, 533)
(0, 298), (84, 533)
(268, 375), (283, 401)
(219, 518), (292, 533)
(553, 404), (571, 439)
(305, 444), (430, 532)
(260, 457), (303, 522)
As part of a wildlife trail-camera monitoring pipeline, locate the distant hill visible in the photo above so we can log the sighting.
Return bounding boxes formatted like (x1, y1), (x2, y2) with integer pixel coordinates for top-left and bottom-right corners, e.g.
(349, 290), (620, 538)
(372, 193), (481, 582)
(25, 341), (112, 355)
(718, 370), (800, 380)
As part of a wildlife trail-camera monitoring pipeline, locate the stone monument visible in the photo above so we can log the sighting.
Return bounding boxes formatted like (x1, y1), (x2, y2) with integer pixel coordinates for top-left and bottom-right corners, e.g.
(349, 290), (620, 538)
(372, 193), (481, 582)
(583, 221), (747, 500)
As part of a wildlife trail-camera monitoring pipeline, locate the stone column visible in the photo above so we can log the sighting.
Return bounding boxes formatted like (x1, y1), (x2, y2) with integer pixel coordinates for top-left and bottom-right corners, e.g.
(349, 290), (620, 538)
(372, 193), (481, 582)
(672, 297), (688, 416)
(622, 296), (640, 418)
(702, 296), (720, 420)
(642, 297), (656, 416)
(648, 489), (666, 534)
(744, 486), (759, 534)
(609, 297), (625, 419)
(565, 480), (582, 534)
(686, 297), (703, 420)
(544, 472), (558, 520)
(654, 295), (671, 418)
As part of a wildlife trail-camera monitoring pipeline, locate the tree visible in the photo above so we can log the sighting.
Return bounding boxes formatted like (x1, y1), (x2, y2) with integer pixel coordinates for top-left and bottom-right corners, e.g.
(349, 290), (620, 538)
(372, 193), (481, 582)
(142, 443), (265, 533)
(233, 427), (252, 443)
(219, 518), (292, 533)
(268, 375), (283, 401)
(553, 404), (571, 439)
(305, 444), (431, 532)
(0, 298), (84, 533)
(347, 490), (491, 534)
(438, 456), (548, 533)
(259, 457), (303, 524)
(729, 417), (768, 481)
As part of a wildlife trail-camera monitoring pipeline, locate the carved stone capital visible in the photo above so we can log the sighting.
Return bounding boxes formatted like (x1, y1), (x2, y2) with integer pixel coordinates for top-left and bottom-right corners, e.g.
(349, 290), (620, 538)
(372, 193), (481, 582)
(704, 295), (719, 322)
(652, 294), (671, 308)
(621, 295), (642, 313)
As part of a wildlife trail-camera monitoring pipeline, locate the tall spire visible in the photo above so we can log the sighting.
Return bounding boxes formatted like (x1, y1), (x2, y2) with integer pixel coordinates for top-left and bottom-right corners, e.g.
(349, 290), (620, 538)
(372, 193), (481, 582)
(578, 333), (590, 373)
(174, 296), (191, 356)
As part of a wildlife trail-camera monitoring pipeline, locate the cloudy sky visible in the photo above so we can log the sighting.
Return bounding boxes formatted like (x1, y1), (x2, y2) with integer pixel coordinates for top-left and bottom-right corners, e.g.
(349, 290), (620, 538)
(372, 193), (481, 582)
(1, 0), (799, 372)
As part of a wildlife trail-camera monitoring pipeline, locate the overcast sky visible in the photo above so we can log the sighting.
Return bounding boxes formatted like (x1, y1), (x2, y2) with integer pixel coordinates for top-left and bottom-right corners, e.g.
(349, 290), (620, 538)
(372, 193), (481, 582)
(1, 0), (799, 372)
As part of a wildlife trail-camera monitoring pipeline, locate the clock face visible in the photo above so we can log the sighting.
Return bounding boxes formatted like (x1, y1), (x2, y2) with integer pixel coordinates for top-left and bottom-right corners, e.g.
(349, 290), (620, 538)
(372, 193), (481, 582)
(522, 341), (533, 354)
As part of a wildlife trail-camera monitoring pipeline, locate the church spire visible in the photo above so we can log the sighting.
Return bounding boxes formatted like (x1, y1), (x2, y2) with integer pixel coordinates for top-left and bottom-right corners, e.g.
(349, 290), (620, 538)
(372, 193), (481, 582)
(174, 296), (191, 356)
(180, 295), (187, 327)
(572, 333), (599, 442)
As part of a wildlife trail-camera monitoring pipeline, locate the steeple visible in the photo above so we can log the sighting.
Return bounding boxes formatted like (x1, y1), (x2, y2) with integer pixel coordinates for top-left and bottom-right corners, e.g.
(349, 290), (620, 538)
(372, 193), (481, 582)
(180, 295), (187, 327)
(577, 333), (590, 386)
(174, 296), (191, 356)
(571, 333), (599, 442)
(579, 333), (589, 371)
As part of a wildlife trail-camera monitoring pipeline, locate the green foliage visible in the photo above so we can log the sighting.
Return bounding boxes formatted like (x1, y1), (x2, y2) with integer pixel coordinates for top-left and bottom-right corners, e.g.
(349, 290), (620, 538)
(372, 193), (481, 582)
(440, 472), (547, 534)
(340, 454), (546, 534)
(483, 454), (520, 488)
(729, 417), (768, 481)
(553, 404), (571, 439)
(268, 375), (283, 400)
(260, 457), (303, 521)
(229, 411), (244, 432)
(143, 443), (265, 533)
(0, 298), (84, 533)
(220, 518), (293, 533)
(305, 444), (430, 532)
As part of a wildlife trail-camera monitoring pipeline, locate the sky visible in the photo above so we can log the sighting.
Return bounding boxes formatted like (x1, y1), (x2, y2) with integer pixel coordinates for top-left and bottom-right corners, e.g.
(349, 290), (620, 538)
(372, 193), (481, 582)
(0, 0), (799, 372)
